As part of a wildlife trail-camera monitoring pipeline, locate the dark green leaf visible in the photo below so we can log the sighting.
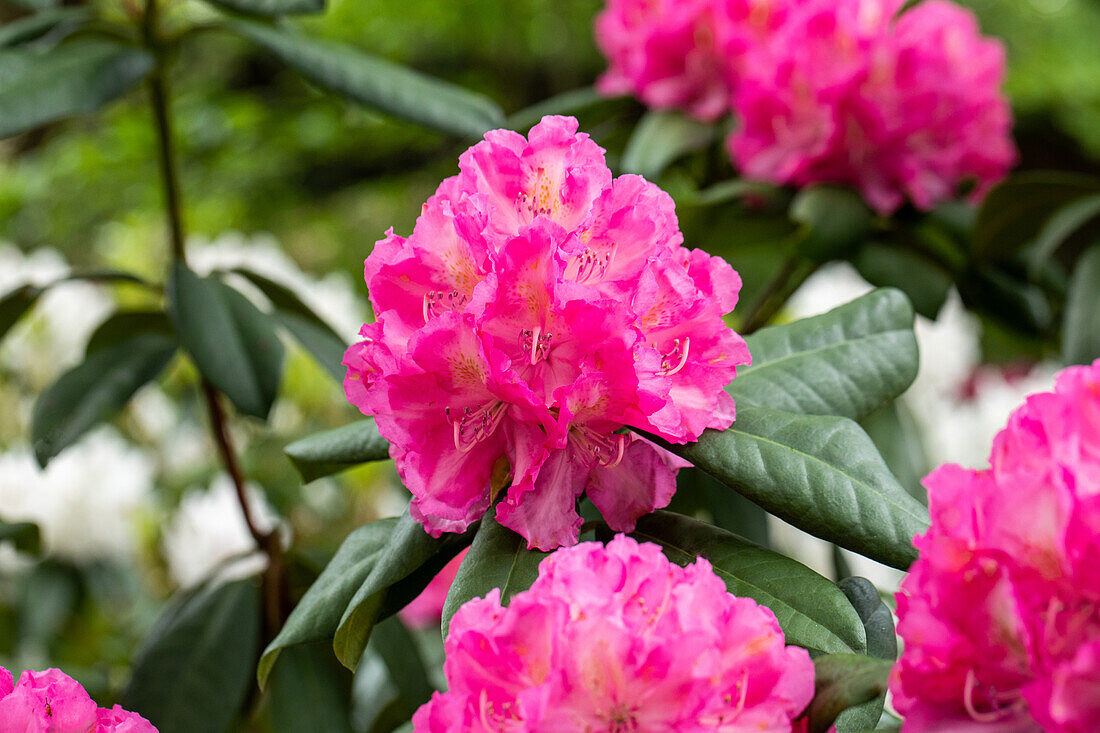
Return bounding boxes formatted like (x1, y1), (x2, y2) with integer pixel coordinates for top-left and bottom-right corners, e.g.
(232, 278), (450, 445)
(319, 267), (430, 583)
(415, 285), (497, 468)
(32, 333), (176, 467)
(228, 268), (346, 380)
(633, 512), (867, 656)
(1027, 194), (1100, 277)
(18, 561), (81, 649)
(0, 39), (153, 138)
(0, 518), (40, 554)
(678, 178), (780, 207)
(806, 654), (893, 733)
(226, 20), (503, 138)
(791, 186), (874, 261)
(169, 262), (285, 419)
(85, 310), (174, 356)
(258, 518), (398, 688)
(729, 288), (918, 421)
(0, 8), (89, 47)
(834, 577), (897, 731)
(973, 171), (1100, 260)
(667, 467), (770, 546)
(285, 419), (391, 483)
(0, 284), (42, 341)
(958, 265), (1052, 335)
(853, 243), (951, 319)
(265, 642), (355, 733)
(1063, 244), (1100, 366)
(656, 405), (928, 570)
(505, 86), (606, 133)
(619, 110), (715, 180)
(860, 401), (928, 503)
(441, 515), (548, 638)
(370, 617), (434, 718)
(334, 511), (475, 670)
(204, 0), (323, 16)
(124, 578), (261, 733)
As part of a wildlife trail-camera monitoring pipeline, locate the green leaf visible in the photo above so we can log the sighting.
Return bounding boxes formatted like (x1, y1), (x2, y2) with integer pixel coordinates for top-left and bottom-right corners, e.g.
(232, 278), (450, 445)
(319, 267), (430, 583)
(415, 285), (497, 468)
(958, 265), (1052, 336)
(370, 617), (435, 718)
(0, 39), (153, 138)
(204, 0), (323, 16)
(265, 641), (355, 733)
(259, 518), (398, 688)
(505, 86), (607, 133)
(334, 511), (475, 670)
(860, 402), (928, 503)
(226, 20), (503, 138)
(973, 171), (1100, 260)
(678, 178), (781, 207)
(0, 8), (89, 47)
(124, 578), (261, 733)
(806, 654), (893, 733)
(441, 515), (548, 638)
(633, 512), (867, 656)
(729, 288), (918, 421)
(85, 309), (174, 356)
(284, 419), (391, 483)
(619, 110), (715, 180)
(1027, 194), (1100, 277)
(853, 242), (951, 319)
(0, 283), (42, 341)
(169, 262), (285, 419)
(656, 405), (929, 570)
(791, 186), (874, 262)
(1063, 244), (1100, 366)
(0, 518), (40, 554)
(32, 332), (176, 467)
(833, 577), (897, 732)
(228, 268), (346, 381)
(667, 467), (771, 546)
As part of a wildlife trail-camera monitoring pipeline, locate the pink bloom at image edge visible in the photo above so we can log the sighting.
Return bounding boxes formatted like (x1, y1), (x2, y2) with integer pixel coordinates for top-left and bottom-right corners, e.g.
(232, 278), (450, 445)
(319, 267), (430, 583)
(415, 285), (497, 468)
(400, 548), (469, 629)
(412, 535), (814, 731)
(0, 666), (156, 732)
(727, 0), (1016, 214)
(891, 359), (1100, 732)
(344, 115), (749, 550)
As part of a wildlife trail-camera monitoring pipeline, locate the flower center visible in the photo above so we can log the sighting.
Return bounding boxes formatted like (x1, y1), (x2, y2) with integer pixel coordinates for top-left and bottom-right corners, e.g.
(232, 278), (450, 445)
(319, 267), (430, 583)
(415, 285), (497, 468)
(572, 427), (627, 468)
(520, 326), (553, 365)
(962, 669), (1027, 723)
(447, 401), (507, 453)
(422, 289), (469, 322)
(569, 243), (616, 284)
(658, 337), (691, 376)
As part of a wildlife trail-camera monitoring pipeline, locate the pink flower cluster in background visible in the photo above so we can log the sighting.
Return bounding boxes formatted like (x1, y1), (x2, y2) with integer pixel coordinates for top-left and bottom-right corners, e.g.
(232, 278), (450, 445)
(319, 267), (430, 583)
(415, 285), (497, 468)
(0, 666), (156, 732)
(892, 359), (1100, 732)
(413, 535), (813, 731)
(595, 0), (1016, 213)
(345, 115), (748, 550)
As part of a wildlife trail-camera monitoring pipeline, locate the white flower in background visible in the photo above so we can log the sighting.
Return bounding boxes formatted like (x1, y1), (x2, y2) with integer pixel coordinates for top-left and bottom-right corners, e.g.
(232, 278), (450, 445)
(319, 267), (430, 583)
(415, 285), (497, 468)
(0, 244), (113, 385)
(187, 232), (368, 342)
(163, 475), (281, 588)
(0, 428), (154, 564)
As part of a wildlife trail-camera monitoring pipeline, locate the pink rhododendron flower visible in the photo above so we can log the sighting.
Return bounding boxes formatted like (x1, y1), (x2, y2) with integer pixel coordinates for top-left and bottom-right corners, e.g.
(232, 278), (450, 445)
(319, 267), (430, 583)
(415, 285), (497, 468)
(892, 360), (1100, 732)
(727, 0), (1016, 213)
(345, 116), (748, 549)
(412, 535), (813, 731)
(400, 548), (469, 630)
(0, 666), (156, 732)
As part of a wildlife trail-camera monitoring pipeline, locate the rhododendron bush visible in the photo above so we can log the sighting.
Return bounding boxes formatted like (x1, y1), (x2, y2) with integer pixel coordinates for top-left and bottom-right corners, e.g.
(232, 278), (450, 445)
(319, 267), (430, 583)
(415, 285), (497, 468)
(1, 0), (1099, 730)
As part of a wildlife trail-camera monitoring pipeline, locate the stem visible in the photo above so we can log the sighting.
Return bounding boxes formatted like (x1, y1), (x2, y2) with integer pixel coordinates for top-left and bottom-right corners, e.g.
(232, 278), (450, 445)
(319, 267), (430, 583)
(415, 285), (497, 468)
(144, 0), (185, 263)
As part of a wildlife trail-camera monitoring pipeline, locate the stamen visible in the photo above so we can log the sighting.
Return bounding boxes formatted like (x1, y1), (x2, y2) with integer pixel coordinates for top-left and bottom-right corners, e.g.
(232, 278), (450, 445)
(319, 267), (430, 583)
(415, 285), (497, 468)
(519, 328), (553, 365)
(449, 401), (507, 452)
(422, 289), (468, 322)
(571, 243), (617, 283)
(659, 337), (691, 376)
(573, 428), (629, 468)
(963, 669), (1011, 723)
(529, 325), (541, 366)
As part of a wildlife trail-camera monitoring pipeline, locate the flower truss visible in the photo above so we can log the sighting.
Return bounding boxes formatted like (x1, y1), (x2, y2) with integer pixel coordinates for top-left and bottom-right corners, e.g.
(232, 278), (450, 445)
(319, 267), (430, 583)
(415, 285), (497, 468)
(0, 666), (156, 732)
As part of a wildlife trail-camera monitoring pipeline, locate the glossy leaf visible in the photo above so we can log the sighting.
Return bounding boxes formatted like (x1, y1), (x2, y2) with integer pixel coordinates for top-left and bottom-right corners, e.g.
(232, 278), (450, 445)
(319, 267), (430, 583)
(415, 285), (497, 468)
(657, 405), (928, 570)
(973, 171), (1100, 260)
(633, 512), (867, 656)
(169, 262), (285, 419)
(285, 419), (391, 483)
(0, 39), (153, 138)
(853, 242), (951, 319)
(227, 20), (503, 138)
(0, 518), (40, 554)
(729, 288), (918, 421)
(806, 654), (893, 733)
(370, 617), (435, 720)
(124, 578), (261, 733)
(204, 0), (323, 16)
(441, 516), (548, 638)
(334, 511), (475, 670)
(229, 267), (346, 380)
(834, 578), (897, 731)
(0, 284), (42, 341)
(667, 467), (770, 546)
(860, 401), (928, 503)
(84, 309), (174, 356)
(791, 186), (873, 262)
(0, 7), (89, 47)
(258, 518), (398, 688)
(32, 333), (176, 467)
(265, 642), (355, 733)
(1063, 244), (1100, 366)
(619, 110), (714, 180)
